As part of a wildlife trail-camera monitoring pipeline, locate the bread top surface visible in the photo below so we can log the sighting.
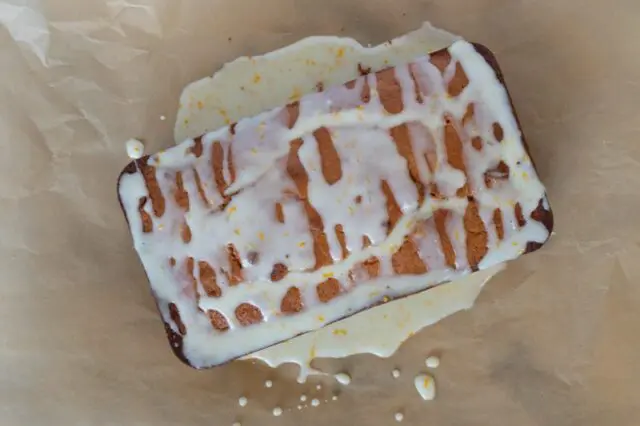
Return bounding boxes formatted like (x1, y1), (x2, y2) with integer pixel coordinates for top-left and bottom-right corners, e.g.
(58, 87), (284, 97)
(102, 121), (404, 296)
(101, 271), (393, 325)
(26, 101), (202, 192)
(118, 40), (552, 368)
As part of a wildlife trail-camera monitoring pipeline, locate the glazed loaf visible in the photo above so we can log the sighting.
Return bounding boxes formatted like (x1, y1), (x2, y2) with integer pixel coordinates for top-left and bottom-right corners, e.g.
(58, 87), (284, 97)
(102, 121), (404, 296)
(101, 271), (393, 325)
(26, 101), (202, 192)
(118, 40), (553, 368)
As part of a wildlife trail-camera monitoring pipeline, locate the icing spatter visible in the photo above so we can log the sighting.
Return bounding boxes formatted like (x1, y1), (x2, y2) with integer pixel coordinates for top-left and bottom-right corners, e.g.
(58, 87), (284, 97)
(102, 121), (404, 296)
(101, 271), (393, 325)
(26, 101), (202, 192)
(334, 372), (351, 385)
(414, 374), (436, 400)
(392, 369), (401, 379)
(394, 412), (404, 422)
(425, 355), (440, 368)
(118, 40), (551, 369)
(125, 139), (144, 159)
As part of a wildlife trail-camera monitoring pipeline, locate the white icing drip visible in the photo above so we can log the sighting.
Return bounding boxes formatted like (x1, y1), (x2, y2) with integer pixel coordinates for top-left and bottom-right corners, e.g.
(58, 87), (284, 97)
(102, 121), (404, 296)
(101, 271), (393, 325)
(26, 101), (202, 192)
(334, 372), (351, 385)
(118, 40), (550, 368)
(125, 138), (144, 159)
(395, 412), (404, 422)
(272, 407), (282, 416)
(425, 356), (440, 368)
(311, 399), (320, 407)
(238, 396), (247, 407)
(392, 369), (401, 378)
(414, 373), (436, 400)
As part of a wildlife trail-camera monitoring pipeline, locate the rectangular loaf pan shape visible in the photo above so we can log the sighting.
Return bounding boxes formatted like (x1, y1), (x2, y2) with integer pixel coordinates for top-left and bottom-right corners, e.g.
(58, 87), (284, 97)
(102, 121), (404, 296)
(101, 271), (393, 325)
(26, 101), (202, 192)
(117, 40), (553, 368)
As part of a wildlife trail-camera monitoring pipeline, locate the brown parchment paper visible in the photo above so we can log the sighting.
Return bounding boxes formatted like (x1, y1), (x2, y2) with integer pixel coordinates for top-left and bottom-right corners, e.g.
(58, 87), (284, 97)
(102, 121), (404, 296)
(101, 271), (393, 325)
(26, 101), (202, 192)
(2, 0), (640, 425)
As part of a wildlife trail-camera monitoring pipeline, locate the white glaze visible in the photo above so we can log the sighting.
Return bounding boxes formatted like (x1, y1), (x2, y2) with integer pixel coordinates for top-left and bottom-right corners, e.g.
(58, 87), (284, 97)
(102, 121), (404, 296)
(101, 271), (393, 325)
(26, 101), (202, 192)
(392, 369), (401, 379)
(414, 374), (436, 401)
(334, 373), (351, 385)
(425, 356), (440, 368)
(238, 396), (247, 407)
(311, 399), (320, 407)
(125, 138), (144, 159)
(174, 22), (460, 143)
(119, 40), (550, 369)
(395, 412), (404, 422)
(264, 380), (273, 388)
(272, 407), (282, 416)
(300, 394), (307, 402)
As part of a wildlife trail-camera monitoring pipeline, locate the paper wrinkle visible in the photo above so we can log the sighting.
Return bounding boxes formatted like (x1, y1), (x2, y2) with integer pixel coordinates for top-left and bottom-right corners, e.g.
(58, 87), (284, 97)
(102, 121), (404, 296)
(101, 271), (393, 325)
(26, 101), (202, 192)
(0, 0), (50, 66)
(106, 0), (163, 38)
(2, 0), (640, 425)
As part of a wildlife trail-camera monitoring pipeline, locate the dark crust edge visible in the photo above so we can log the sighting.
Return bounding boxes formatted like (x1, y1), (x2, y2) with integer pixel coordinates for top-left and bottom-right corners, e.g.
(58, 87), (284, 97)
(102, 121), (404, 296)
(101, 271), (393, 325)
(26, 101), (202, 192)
(115, 42), (554, 370)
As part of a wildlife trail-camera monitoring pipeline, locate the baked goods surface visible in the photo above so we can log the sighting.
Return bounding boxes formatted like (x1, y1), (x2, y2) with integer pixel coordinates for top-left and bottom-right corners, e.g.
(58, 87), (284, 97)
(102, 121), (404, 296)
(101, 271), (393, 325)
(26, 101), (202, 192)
(117, 40), (553, 368)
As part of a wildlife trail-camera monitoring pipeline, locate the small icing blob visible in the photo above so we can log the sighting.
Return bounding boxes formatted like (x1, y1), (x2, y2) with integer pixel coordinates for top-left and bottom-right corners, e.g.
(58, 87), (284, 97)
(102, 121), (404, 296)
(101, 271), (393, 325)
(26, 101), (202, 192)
(300, 394), (307, 402)
(311, 399), (320, 407)
(334, 372), (351, 385)
(392, 369), (401, 378)
(232, 422), (241, 426)
(394, 412), (404, 422)
(272, 406), (283, 416)
(125, 139), (144, 159)
(332, 395), (338, 401)
(425, 356), (440, 368)
(414, 374), (436, 400)
(238, 396), (248, 407)
(265, 380), (273, 388)
(316, 384), (322, 390)
(160, 115), (166, 121)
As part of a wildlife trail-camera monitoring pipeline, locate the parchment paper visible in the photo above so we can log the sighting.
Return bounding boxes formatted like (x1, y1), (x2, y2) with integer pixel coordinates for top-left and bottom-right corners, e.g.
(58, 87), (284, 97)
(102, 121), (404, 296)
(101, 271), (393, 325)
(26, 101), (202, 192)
(2, 0), (640, 425)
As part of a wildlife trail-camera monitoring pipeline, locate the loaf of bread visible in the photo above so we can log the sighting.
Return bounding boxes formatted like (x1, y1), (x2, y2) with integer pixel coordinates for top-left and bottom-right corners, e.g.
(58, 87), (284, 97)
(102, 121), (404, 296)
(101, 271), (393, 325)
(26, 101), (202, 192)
(118, 40), (553, 368)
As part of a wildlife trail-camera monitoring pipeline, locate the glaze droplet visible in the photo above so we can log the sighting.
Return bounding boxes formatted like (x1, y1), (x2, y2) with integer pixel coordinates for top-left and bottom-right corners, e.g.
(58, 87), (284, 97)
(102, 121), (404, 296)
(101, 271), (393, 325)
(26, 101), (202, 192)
(425, 355), (440, 368)
(334, 372), (351, 385)
(125, 139), (145, 159)
(265, 380), (273, 388)
(414, 374), (436, 400)
(238, 396), (248, 407)
(300, 394), (307, 402)
(392, 368), (401, 379)
(394, 412), (404, 422)
(272, 406), (283, 416)
(311, 398), (320, 407)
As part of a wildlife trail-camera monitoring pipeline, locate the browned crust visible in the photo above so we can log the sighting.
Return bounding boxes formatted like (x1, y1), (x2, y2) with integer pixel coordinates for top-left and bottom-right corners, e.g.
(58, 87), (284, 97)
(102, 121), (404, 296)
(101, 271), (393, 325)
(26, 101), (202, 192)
(116, 43), (554, 369)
